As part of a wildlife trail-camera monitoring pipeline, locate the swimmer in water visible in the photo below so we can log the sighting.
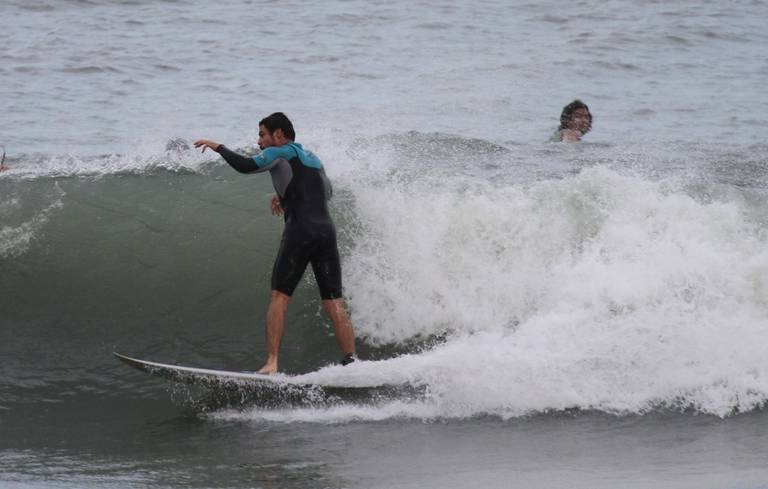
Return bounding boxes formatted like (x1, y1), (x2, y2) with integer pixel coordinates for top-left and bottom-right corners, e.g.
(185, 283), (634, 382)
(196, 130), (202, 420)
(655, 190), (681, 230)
(550, 100), (592, 142)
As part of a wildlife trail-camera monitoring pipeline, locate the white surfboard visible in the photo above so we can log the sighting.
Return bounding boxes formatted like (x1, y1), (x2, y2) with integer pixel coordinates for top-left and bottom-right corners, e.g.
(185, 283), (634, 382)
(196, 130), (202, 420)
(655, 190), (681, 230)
(113, 352), (301, 386)
(114, 352), (423, 408)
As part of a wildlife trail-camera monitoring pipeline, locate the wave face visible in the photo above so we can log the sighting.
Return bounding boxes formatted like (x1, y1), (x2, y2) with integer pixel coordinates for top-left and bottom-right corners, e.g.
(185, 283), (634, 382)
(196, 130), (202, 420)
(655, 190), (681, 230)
(2, 133), (767, 420)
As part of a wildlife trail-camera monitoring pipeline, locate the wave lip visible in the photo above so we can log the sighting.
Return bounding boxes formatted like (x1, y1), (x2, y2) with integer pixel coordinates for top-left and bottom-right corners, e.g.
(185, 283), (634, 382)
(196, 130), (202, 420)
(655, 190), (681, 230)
(0, 138), (219, 180)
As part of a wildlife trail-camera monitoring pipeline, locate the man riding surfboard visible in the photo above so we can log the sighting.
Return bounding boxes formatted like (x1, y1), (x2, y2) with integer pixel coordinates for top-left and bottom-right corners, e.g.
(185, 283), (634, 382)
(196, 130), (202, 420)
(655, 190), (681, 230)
(195, 113), (356, 373)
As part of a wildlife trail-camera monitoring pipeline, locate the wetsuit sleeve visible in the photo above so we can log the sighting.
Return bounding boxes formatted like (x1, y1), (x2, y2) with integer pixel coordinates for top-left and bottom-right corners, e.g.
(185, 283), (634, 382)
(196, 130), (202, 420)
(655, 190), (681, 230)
(216, 145), (258, 174)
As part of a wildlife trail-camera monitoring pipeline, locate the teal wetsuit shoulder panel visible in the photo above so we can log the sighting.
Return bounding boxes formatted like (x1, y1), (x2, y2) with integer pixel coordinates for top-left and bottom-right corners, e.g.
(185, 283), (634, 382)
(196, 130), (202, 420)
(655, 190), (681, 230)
(289, 143), (323, 169)
(252, 143), (322, 169)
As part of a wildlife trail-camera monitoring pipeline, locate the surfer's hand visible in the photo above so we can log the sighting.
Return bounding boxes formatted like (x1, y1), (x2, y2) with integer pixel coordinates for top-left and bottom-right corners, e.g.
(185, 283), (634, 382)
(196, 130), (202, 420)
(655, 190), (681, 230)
(193, 139), (220, 153)
(270, 195), (283, 216)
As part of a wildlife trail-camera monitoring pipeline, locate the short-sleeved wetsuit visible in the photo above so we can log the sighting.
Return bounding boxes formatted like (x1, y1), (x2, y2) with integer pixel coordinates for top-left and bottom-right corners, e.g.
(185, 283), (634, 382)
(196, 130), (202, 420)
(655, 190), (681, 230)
(216, 142), (342, 300)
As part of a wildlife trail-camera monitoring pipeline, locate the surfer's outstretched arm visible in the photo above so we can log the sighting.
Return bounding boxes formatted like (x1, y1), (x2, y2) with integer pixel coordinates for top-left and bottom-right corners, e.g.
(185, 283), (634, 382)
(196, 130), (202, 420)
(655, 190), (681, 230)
(194, 139), (288, 175)
(194, 139), (259, 174)
(216, 145), (260, 174)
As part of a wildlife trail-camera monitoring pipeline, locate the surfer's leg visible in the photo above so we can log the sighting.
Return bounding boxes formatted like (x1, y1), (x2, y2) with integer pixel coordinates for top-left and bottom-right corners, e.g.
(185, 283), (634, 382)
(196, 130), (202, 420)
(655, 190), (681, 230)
(271, 226), (312, 297)
(322, 298), (356, 359)
(261, 227), (312, 373)
(311, 230), (355, 359)
(259, 290), (291, 374)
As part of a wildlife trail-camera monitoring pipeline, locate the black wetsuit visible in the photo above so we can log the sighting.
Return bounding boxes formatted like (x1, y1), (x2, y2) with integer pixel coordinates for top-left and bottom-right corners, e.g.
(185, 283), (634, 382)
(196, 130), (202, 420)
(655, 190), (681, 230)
(216, 143), (342, 300)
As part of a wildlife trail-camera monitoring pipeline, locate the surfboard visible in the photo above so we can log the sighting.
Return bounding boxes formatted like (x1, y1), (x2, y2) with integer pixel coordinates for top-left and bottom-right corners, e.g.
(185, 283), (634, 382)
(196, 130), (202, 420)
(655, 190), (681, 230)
(114, 352), (424, 408)
(113, 352), (300, 386)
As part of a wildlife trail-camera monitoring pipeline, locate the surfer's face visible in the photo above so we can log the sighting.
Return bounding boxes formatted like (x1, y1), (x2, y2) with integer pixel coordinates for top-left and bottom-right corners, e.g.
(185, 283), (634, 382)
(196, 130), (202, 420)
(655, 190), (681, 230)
(258, 125), (277, 150)
(258, 125), (289, 149)
(569, 107), (591, 134)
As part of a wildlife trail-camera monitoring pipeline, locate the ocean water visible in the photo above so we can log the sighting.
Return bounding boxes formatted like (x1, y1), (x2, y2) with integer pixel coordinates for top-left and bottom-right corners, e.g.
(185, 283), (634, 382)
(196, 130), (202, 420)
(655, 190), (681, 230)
(2, 0), (768, 488)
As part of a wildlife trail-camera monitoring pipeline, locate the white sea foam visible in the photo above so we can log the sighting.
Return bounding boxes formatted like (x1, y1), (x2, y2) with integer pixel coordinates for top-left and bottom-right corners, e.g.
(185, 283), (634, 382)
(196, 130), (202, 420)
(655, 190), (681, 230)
(0, 137), (218, 180)
(211, 400), (441, 424)
(273, 164), (768, 420)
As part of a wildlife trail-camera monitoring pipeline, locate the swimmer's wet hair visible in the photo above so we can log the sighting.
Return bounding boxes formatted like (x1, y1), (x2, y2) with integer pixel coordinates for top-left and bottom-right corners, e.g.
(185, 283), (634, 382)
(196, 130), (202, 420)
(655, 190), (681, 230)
(260, 112), (296, 141)
(559, 100), (592, 133)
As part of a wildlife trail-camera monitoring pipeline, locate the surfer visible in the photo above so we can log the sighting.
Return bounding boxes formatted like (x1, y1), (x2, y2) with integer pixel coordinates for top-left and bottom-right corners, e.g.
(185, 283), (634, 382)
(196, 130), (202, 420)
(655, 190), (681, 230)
(549, 99), (593, 142)
(194, 113), (356, 374)
(0, 144), (8, 171)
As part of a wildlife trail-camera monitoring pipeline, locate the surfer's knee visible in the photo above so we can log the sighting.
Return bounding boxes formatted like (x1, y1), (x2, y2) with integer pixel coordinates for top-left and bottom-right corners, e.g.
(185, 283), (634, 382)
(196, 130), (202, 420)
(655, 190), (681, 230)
(322, 298), (348, 317)
(268, 290), (291, 310)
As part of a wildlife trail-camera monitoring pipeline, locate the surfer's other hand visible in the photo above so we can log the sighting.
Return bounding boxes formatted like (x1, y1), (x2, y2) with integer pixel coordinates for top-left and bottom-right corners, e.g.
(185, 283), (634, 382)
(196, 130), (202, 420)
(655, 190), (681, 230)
(270, 195), (283, 216)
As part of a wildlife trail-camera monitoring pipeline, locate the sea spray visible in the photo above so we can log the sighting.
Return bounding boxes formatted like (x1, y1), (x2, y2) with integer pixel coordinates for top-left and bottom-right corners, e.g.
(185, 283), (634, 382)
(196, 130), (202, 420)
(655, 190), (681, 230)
(327, 163), (768, 418)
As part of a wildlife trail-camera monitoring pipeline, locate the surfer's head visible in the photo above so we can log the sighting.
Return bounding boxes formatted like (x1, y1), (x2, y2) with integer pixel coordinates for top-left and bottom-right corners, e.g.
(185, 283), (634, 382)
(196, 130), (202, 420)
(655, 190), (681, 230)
(259, 112), (295, 149)
(559, 100), (592, 135)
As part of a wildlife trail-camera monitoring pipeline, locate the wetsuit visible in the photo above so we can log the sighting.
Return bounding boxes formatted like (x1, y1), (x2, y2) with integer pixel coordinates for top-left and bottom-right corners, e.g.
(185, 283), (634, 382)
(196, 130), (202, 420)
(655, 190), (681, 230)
(216, 143), (342, 300)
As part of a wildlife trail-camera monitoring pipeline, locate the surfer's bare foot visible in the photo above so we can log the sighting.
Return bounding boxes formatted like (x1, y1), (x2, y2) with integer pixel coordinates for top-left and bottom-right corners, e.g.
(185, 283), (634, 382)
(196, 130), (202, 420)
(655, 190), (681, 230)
(257, 360), (278, 374)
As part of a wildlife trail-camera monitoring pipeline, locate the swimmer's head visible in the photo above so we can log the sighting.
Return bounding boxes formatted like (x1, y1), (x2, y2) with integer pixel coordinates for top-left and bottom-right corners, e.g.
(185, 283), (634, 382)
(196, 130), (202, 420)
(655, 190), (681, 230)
(259, 112), (295, 149)
(559, 100), (592, 135)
